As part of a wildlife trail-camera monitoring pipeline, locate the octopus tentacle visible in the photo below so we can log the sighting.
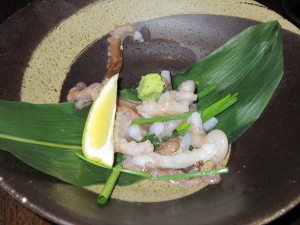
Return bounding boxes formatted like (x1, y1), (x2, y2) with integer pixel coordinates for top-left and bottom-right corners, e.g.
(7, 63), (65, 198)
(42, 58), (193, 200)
(67, 23), (144, 109)
(104, 23), (144, 80)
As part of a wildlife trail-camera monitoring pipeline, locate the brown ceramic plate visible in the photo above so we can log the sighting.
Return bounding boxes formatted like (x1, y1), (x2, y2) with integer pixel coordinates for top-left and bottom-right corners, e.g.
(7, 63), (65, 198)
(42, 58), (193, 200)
(0, 0), (299, 224)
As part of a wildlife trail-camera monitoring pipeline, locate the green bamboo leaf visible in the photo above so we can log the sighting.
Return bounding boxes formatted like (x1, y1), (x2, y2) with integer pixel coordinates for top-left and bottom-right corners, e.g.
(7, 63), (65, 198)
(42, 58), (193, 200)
(0, 21), (283, 186)
(174, 20), (283, 142)
(0, 100), (145, 186)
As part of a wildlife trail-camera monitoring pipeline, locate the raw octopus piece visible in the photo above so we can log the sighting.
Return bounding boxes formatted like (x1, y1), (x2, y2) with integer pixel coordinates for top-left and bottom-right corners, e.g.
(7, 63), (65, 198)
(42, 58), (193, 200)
(161, 70), (173, 91)
(188, 111), (206, 148)
(127, 129), (229, 169)
(67, 23), (144, 109)
(104, 23), (144, 80)
(67, 82), (103, 109)
(121, 110), (227, 171)
(114, 105), (151, 156)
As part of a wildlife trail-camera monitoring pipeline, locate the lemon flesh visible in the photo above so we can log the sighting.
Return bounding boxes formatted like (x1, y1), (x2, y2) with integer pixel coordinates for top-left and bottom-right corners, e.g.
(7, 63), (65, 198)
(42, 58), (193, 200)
(82, 74), (118, 167)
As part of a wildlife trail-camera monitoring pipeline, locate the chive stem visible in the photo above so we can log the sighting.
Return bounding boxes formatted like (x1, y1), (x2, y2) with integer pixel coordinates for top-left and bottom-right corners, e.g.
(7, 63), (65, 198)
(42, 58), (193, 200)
(201, 94), (238, 121)
(198, 83), (218, 99)
(133, 112), (192, 124)
(176, 121), (191, 134)
(152, 167), (229, 181)
(98, 164), (122, 205)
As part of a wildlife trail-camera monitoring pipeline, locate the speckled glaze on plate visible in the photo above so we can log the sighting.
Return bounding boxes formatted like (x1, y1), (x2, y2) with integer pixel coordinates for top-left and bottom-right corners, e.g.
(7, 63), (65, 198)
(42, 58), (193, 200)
(0, 0), (299, 225)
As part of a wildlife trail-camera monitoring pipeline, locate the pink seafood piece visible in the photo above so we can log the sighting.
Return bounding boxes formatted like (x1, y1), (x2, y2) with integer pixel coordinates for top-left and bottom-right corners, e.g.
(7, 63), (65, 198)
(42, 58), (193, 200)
(67, 23), (144, 109)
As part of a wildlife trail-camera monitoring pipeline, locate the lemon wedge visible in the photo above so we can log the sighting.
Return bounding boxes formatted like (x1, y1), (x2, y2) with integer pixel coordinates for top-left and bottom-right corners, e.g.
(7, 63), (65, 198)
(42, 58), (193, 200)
(82, 74), (119, 167)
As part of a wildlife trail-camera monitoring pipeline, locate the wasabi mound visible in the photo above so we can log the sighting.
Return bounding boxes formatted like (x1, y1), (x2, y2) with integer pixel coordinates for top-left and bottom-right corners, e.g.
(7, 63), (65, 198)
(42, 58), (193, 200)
(137, 73), (165, 101)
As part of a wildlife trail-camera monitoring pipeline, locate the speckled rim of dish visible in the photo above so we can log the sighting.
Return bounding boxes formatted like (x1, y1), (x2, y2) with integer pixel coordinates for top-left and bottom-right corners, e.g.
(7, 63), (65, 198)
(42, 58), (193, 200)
(0, 0), (299, 225)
